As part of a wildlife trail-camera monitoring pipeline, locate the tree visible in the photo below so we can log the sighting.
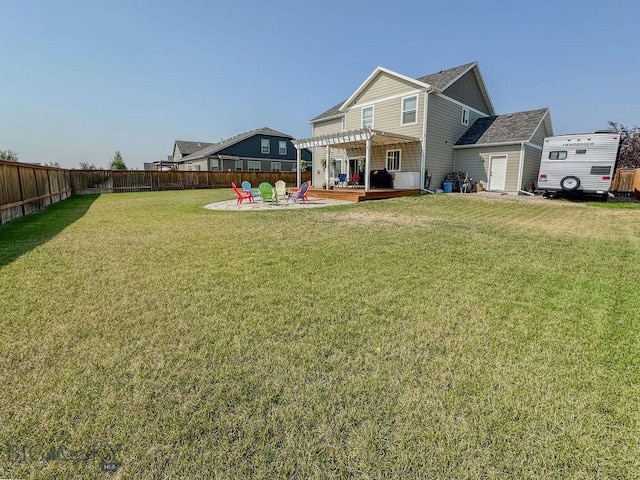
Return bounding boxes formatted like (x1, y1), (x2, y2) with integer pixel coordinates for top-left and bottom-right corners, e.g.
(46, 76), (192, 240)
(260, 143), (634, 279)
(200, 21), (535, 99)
(608, 121), (640, 169)
(79, 162), (98, 170)
(0, 149), (19, 162)
(109, 151), (127, 170)
(45, 161), (62, 168)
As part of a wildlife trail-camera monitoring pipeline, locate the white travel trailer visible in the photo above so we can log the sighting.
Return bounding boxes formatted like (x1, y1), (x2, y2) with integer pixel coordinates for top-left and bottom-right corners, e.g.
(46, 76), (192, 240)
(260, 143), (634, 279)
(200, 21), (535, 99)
(537, 132), (621, 197)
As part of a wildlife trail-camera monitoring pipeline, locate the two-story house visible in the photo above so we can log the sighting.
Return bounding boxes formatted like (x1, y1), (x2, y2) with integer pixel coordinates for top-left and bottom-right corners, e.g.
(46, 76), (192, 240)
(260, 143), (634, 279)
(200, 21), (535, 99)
(293, 62), (552, 193)
(174, 127), (311, 172)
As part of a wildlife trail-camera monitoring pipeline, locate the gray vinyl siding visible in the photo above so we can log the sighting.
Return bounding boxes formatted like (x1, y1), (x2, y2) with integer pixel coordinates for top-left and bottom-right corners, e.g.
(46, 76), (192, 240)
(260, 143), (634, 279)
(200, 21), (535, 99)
(442, 70), (491, 114)
(529, 119), (548, 146)
(312, 117), (346, 187)
(454, 144), (522, 192)
(426, 94), (487, 188)
(522, 145), (542, 191)
(173, 144), (183, 161)
(178, 159), (207, 171)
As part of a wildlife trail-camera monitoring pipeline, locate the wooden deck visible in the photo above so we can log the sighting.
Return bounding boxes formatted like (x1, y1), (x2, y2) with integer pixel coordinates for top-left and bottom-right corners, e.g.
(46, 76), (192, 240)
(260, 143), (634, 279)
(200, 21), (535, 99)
(307, 187), (421, 202)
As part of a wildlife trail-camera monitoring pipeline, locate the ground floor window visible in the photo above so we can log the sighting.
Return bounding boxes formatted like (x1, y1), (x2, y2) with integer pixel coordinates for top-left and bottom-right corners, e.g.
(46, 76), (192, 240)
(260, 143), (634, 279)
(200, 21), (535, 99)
(235, 160), (243, 171)
(271, 162), (282, 172)
(386, 150), (401, 171)
(248, 161), (261, 172)
(209, 158), (220, 171)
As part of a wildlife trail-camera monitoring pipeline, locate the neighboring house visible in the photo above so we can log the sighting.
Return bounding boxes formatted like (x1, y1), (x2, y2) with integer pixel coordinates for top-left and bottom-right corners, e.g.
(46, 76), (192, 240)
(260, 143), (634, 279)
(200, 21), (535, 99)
(173, 141), (214, 162)
(175, 127), (311, 172)
(294, 61), (552, 192)
(145, 156), (180, 171)
(454, 108), (552, 192)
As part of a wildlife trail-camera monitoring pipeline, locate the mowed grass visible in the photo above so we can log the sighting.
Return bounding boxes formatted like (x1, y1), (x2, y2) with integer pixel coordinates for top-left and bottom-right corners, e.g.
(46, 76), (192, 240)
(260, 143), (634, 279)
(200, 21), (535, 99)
(1, 190), (639, 479)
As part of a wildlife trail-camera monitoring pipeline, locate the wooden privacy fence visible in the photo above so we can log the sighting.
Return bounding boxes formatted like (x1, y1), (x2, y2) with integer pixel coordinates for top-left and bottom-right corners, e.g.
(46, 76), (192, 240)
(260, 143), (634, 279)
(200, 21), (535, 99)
(0, 162), (312, 225)
(69, 170), (312, 195)
(0, 161), (72, 225)
(611, 168), (640, 198)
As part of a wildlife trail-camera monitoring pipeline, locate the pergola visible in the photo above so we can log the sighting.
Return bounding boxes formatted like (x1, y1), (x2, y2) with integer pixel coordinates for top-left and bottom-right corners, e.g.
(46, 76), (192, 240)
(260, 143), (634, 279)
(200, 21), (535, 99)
(292, 127), (421, 191)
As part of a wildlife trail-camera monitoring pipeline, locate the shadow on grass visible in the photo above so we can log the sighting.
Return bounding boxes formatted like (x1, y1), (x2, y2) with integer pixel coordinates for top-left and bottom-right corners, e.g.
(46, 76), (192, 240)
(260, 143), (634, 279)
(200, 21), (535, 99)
(0, 195), (99, 268)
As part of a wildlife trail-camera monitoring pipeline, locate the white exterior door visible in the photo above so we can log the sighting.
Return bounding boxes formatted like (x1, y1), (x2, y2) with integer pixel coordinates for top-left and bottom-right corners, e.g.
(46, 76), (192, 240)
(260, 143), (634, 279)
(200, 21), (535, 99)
(489, 155), (507, 191)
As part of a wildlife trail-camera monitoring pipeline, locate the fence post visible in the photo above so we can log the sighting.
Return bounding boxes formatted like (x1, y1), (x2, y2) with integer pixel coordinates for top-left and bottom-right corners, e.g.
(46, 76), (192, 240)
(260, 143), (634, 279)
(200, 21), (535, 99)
(16, 165), (26, 217)
(32, 167), (40, 210)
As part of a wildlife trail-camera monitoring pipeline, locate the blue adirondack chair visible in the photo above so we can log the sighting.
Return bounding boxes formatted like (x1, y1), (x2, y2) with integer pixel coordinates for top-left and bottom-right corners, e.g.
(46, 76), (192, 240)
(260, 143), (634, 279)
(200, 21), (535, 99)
(241, 180), (259, 201)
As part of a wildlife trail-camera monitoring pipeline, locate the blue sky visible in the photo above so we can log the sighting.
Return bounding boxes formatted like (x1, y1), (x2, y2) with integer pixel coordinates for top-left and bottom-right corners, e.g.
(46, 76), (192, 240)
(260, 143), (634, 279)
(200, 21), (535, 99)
(1, 0), (636, 169)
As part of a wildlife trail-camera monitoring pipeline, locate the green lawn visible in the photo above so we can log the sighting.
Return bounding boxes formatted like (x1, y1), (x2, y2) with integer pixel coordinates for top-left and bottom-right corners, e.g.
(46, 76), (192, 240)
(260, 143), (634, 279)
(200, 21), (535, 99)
(1, 190), (639, 479)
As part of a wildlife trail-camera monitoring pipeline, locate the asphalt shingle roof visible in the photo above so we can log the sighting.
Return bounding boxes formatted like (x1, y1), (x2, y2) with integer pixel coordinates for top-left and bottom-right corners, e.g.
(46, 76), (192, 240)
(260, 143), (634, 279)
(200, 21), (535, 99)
(175, 140), (214, 155)
(310, 100), (345, 122)
(415, 62), (476, 91)
(311, 62), (477, 122)
(455, 108), (548, 146)
(181, 127), (293, 161)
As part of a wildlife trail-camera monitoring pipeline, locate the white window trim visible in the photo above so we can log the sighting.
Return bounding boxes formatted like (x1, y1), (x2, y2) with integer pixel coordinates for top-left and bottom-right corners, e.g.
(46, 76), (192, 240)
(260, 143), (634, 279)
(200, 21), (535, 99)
(461, 108), (470, 126)
(278, 141), (287, 155)
(261, 139), (270, 154)
(248, 160), (261, 172)
(361, 105), (374, 128)
(187, 161), (193, 171)
(270, 162), (282, 172)
(234, 160), (243, 171)
(386, 149), (401, 172)
(401, 95), (418, 126)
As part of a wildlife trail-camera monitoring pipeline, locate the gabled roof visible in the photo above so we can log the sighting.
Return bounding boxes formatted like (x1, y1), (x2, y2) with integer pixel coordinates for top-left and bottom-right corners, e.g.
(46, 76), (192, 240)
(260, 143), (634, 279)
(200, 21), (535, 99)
(454, 108), (550, 147)
(175, 140), (214, 155)
(339, 66), (432, 113)
(415, 62), (477, 90)
(310, 100), (345, 122)
(181, 127), (293, 161)
(311, 61), (493, 123)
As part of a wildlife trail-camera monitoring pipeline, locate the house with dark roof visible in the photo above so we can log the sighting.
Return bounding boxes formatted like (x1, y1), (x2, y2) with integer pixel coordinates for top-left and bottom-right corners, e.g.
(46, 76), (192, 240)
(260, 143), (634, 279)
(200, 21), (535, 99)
(173, 141), (214, 162)
(294, 61), (552, 192)
(174, 127), (311, 173)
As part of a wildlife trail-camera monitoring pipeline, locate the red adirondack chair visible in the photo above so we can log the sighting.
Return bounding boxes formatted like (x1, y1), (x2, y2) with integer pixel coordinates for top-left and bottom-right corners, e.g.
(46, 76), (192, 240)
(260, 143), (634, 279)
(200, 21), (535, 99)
(231, 182), (254, 204)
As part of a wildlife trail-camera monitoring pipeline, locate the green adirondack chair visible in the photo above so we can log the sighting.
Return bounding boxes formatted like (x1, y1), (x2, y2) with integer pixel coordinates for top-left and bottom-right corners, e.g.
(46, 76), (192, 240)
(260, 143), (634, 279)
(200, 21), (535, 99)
(258, 182), (277, 204)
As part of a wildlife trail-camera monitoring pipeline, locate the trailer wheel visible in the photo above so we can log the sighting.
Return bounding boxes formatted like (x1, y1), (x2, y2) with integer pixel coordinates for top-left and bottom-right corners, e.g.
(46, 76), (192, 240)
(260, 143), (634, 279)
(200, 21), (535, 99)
(560, 176), (580, 191)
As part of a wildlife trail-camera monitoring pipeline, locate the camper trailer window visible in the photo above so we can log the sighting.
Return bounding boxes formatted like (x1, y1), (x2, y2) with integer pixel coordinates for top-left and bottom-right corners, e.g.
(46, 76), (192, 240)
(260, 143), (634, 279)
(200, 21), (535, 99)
(576, 149), (587, 154)
(549, 151), (568, 160)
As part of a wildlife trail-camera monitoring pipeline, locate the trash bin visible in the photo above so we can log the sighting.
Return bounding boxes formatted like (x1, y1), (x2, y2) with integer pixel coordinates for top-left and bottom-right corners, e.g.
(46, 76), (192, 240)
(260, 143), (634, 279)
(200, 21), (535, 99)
(443, 180), (453, 193)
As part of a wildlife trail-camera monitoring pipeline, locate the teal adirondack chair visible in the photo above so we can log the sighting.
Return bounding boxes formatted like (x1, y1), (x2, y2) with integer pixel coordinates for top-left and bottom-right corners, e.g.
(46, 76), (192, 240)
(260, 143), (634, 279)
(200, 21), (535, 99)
(258, 182), (277, 204)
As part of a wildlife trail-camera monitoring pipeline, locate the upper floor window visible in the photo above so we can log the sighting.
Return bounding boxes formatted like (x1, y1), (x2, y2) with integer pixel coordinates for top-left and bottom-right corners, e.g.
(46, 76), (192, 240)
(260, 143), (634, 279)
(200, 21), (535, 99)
(271, 162), (282, 172)
(461, 108), (470, 125)
(248, 160), (261, 171)
(401, 95), (417, 125)
(261, 139), (270, 154)
(386, 149), (401, 171)
(279, 141), (287, 155)
(235, 160), (243, 171)
(362, 106), (373, 128)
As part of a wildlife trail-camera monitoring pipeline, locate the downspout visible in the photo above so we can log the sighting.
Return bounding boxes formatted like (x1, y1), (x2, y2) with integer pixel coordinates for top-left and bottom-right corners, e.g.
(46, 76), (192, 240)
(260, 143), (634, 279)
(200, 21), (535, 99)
(420, 88), (433, 191)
